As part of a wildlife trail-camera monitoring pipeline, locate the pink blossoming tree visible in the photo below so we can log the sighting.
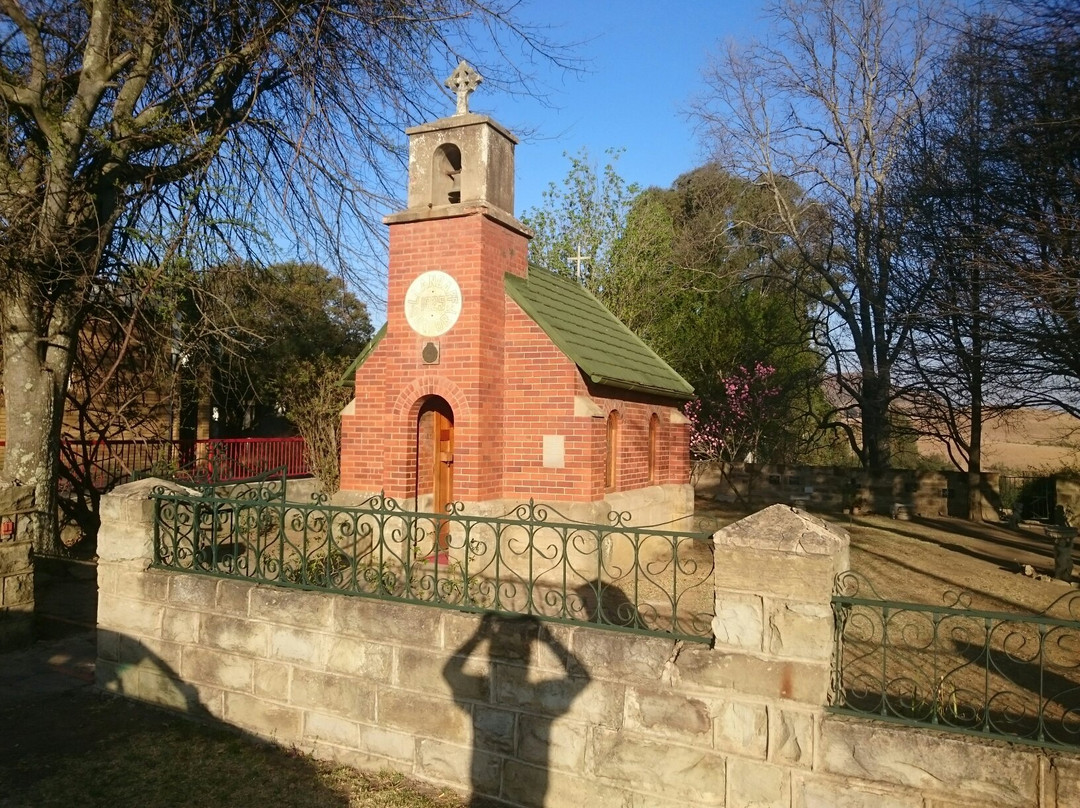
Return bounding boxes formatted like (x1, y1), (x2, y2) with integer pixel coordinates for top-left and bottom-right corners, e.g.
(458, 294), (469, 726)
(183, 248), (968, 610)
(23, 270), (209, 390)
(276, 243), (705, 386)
(684, 362), (781, 480)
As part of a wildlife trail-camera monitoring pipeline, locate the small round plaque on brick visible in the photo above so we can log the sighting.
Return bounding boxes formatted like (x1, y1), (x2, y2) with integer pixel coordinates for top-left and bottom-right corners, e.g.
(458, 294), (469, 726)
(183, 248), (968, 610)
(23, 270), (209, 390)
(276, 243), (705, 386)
(421, 341), (440, 364)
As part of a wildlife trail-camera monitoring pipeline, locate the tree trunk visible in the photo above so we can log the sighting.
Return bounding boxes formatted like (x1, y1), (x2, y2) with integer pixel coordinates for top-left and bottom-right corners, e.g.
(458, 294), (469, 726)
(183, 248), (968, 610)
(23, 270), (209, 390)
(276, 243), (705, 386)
(1, 291), (76, 555)
(967, 390), (984, 522)
(861, 373), (893, 473)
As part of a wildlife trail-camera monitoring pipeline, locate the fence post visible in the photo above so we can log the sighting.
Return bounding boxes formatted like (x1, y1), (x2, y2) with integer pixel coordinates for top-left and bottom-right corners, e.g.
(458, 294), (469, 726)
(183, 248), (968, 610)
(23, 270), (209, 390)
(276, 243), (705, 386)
(704, 504), (850, 802)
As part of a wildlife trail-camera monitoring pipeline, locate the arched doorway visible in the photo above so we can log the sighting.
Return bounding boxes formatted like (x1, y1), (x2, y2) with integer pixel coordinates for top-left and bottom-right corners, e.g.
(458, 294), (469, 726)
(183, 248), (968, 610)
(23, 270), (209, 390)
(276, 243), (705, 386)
(416, 396), (454, 552)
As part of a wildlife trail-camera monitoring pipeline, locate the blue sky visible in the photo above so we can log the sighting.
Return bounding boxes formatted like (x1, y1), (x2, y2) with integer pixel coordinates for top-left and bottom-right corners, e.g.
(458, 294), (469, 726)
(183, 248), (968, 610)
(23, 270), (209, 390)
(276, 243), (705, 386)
(475, 0), (768, 217)
(333, 1), (770, 315)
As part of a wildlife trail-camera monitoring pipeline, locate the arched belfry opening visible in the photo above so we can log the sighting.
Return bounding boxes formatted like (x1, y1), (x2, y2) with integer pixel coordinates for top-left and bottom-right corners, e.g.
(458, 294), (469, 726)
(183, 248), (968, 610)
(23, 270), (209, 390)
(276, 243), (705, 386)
(433, 143), (462, 206)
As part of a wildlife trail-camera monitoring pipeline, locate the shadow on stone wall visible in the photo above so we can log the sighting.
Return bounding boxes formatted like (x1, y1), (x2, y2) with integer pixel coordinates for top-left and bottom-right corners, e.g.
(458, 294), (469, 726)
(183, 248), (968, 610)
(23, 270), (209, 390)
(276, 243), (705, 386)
(97, 634), (210, 719)
(573, 579), (641, 628)
(443, 613), (591, 807)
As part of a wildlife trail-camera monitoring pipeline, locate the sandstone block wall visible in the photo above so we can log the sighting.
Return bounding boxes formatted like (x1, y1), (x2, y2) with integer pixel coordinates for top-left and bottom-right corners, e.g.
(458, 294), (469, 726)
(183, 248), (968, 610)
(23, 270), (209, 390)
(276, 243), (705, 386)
(697, 463), (984, 518)
(97, 482), (1079, 807)
(0, 484), (36, 650)
(0, 538), (33, 650)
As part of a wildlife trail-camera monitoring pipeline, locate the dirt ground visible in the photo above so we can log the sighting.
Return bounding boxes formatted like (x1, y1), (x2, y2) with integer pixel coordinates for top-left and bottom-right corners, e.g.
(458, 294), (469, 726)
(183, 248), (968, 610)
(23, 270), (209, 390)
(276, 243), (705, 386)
(843, 512), (1079, 613)
(697, 499), (1078, 614)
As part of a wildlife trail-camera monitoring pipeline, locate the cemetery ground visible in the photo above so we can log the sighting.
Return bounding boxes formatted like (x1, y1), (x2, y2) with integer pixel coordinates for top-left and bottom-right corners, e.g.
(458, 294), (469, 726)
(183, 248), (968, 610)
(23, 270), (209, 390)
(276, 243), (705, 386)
(1, 503), (1076, 807)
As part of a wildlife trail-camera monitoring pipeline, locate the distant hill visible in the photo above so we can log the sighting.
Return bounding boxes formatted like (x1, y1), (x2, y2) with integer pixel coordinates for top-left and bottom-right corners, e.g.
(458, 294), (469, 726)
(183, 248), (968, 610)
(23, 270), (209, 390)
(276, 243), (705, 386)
(917, 408), (1080, 473)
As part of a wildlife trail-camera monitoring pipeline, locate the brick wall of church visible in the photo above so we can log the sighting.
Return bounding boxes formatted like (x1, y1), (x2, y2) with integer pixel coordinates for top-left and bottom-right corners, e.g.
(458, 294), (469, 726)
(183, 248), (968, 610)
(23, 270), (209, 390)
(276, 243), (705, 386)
(500, 300), (689, 502)
(339, 209), (690, 506)
(341, 212), (526, 501)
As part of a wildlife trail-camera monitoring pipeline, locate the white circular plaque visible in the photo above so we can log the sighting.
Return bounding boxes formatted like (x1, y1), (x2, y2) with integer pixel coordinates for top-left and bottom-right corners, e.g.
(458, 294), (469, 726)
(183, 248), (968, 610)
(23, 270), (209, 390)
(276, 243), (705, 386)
(404, 270), (462, 337)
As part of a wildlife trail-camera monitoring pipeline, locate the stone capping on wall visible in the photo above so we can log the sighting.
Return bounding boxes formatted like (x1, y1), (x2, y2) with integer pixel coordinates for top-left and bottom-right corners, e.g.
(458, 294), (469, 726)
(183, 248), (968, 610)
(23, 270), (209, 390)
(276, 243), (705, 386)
(96, 480), (1079, 807)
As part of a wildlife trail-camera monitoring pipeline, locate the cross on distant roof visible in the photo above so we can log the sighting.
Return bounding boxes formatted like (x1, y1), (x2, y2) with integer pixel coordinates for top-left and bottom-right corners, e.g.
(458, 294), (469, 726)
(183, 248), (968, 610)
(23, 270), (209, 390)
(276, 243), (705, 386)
(568, 244), (589, 281)
(446, 61), (483, 116)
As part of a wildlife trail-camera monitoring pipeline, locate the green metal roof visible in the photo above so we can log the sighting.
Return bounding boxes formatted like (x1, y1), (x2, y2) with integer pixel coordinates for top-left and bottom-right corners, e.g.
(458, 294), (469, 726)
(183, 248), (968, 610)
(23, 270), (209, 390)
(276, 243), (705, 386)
(337, 322), (386, 386)
(505, 267), (694, 400)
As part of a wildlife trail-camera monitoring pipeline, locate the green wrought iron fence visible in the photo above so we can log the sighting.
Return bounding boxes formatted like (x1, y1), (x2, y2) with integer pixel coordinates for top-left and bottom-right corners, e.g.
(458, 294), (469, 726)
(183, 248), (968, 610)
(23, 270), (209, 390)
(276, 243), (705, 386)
(831, 570), (1080, 751)
(150, 489), (716, 643)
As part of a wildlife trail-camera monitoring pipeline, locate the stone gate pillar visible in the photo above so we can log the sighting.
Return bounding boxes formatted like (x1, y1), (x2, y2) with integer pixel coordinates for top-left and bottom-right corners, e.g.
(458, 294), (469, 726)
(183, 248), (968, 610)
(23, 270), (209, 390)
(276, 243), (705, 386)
(685, 504), (850, 807)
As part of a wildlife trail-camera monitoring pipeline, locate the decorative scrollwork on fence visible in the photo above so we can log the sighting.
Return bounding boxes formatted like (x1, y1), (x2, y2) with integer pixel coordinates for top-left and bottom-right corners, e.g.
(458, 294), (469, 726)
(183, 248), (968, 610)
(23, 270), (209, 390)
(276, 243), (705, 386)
(831, 571), (1080, 751)
(151, 490), (716, 643)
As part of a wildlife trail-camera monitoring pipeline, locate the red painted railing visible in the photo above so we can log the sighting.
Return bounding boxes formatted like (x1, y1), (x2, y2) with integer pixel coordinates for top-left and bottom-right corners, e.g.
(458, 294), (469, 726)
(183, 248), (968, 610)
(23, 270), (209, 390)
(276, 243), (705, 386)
(0, 437), (311, 489)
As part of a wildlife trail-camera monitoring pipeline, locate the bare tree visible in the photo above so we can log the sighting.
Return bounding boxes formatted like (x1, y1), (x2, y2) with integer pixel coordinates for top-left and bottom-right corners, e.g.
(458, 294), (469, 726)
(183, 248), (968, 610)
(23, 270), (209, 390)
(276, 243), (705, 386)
(694, 0), (943, 471)
(0, 1), (560, 552)
(895, 1), (1079, 521)
(893, 14), (1017, 519)
(56, 286), (177, 546)
(975, 2), (1080, 416)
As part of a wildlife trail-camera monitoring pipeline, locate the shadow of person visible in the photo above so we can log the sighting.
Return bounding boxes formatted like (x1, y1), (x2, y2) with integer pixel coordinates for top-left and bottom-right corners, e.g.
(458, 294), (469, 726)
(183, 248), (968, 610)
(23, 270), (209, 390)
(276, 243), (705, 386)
(95, 631), (210, 720)
(573, 579), (641, 628)
(443, 613), (590, 807)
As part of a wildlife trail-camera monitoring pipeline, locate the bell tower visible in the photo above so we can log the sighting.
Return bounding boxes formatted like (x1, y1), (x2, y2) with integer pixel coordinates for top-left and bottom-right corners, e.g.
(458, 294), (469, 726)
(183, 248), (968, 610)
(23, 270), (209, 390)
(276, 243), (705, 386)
(384, 60), (527, 247)
(340, 60), (693, 520)
(341, 61), (531, 503)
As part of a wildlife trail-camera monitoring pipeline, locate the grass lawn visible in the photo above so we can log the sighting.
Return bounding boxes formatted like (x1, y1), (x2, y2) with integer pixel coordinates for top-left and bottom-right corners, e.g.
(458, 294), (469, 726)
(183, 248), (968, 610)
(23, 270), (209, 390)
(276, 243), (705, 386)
(0, 691), (466, 808)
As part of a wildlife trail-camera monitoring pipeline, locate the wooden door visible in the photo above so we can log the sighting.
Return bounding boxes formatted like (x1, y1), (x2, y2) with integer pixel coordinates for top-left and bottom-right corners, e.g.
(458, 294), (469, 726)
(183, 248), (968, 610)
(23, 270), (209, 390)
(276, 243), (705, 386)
(431, 404), (454, 551)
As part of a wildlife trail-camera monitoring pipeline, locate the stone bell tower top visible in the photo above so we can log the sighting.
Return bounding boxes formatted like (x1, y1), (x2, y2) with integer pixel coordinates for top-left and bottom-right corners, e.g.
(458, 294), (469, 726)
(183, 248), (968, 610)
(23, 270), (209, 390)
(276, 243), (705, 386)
(384, 61), (525, 233)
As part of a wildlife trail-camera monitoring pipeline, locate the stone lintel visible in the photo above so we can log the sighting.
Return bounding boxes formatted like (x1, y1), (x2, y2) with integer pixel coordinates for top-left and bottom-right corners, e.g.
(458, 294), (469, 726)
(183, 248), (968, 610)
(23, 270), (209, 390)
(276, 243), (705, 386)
(383, 203), (532, 239)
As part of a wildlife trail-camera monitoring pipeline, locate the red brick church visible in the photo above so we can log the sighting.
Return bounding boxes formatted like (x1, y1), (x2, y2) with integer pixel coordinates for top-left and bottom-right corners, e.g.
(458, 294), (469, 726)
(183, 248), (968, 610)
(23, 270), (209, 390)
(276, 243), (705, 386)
(339, 63), (693, 523)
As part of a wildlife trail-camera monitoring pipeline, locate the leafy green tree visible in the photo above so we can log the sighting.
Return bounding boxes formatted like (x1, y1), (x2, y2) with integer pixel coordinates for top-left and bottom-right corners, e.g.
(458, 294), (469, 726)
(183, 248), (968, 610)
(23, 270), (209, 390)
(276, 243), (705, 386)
(521, 148), (639, 292)
(194, 262), (373, 436)
(608, 165), (830, 464)
(274, 355), (354, 495)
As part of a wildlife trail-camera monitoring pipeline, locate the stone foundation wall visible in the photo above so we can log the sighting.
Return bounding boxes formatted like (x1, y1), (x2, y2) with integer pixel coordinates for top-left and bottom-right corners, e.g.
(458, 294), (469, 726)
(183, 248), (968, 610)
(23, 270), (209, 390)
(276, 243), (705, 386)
(96, 480), (1079, 807)
(334, 483), (694, 528)
(0, 484), (35, 650)
(0, 538), (33, 650)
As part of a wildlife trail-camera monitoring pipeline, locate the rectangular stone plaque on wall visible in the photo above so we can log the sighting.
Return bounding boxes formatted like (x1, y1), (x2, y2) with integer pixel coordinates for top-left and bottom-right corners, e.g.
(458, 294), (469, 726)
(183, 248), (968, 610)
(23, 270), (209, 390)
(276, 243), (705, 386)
(542, 435), (565, 469)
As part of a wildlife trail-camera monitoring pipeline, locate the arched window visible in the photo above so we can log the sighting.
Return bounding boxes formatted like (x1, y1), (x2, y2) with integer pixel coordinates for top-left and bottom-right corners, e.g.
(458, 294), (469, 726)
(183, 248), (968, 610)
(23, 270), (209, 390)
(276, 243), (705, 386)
(606, 410), (620, 490)
(648, 413), (660, 483)
(432, 143), (462, 205)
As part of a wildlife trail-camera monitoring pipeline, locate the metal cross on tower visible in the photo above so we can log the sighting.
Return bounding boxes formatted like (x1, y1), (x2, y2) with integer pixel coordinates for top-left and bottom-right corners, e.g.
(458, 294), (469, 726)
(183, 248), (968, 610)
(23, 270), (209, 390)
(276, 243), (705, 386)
(445, 61), (483, 116)
(568, 244), (589, 282)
